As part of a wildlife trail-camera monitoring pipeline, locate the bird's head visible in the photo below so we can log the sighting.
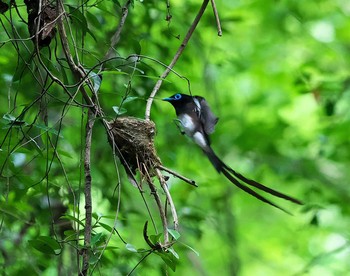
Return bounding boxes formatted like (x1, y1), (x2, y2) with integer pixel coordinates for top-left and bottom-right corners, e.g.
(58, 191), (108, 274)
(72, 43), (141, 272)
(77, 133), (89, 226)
(162, 93), (192, 108)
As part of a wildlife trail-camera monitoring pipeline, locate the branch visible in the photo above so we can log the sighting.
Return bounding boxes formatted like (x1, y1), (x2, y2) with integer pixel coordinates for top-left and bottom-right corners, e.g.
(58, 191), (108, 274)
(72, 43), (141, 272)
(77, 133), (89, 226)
(143, 164), (169, 244)
(157, 165), (197, 187)
(210, 0), (222, 36)
(56, 0), (97, 111)
(102, 0), (132, 70)
(145, 0), (210, 120)
(81, 108), (96, 275)
(156, 169), (179, 230)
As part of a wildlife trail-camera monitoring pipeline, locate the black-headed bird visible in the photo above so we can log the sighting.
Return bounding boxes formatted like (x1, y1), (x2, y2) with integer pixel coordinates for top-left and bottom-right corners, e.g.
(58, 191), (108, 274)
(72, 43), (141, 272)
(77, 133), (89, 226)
(163, 93), (302, 213)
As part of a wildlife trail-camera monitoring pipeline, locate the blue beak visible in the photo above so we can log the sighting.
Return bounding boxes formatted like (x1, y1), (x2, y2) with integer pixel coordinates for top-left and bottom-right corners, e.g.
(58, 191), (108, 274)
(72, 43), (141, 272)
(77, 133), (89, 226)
(162, 97), (173, 101)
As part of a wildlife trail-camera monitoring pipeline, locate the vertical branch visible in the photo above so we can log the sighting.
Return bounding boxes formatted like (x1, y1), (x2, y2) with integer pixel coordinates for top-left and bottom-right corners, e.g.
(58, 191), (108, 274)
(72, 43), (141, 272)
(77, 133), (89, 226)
(81, 108), (96, 275)
(145, 0), (210, 120)
(143, 164), (169, 244)
(156, 169), (179, 231)
(103, 0), (132, 66)
(210, 0), (222, 36)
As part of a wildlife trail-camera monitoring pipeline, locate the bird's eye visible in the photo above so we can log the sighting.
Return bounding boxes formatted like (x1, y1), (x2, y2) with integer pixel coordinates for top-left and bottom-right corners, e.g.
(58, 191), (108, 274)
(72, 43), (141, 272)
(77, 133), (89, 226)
(174, 94), (182, 100)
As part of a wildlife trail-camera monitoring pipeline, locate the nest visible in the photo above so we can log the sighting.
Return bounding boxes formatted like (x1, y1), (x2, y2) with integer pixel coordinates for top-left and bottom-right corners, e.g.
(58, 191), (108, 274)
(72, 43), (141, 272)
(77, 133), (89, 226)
(108, 117), (162, 179)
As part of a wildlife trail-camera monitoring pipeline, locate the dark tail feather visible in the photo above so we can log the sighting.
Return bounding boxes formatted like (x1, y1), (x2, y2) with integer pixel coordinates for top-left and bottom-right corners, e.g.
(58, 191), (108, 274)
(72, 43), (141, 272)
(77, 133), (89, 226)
(204, 147), (302, 212)
(221, 169), (292, 214)
(222, 164), (303, 205)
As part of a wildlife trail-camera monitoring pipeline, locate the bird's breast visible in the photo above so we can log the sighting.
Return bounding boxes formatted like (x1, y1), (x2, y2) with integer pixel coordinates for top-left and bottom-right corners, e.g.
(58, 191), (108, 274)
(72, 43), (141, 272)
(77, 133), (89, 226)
(178, 113), (209, 150)
(178, 114), (196, 136)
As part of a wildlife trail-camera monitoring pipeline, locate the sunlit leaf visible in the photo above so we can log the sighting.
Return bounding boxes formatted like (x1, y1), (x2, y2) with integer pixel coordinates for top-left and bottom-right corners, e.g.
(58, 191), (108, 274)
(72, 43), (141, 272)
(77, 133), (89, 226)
(167, 247), (179, 259)
(167, 229), (180, 240)
(180, 242), (200, 256)
(87, 71), (102, 93)
(123, 96), (138, 104)
(112, 106), (127, 115)
(125, 243), (138, 252)
(99, 222), (113, 232)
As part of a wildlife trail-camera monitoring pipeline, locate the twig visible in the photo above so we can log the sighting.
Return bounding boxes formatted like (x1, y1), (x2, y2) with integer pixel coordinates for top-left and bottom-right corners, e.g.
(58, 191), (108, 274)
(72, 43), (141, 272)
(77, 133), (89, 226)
(165, 0), (172, 22)
(143, 164), (169, 244)
(210, 0), (222, 36)
(145, 0), (210, 120)
(156, 169), (179, 230)
(157, 165), (197, 187)
(102, 0), (132, 70)
(81, 108), (96, 275)
(56, 0), (97, 110)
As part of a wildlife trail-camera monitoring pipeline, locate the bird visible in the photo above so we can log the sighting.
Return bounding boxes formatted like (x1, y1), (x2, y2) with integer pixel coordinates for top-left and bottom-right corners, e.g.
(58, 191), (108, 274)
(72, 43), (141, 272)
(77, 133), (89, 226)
(163, 93), (303, 213)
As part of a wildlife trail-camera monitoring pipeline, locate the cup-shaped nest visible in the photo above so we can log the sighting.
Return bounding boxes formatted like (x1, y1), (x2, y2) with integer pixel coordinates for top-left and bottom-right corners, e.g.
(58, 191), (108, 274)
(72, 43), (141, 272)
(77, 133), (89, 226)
(108, 117), (162, 178)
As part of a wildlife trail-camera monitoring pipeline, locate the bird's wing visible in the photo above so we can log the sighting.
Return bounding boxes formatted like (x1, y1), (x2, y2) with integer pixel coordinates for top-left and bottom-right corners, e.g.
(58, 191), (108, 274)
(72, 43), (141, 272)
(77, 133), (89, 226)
(194, 96), (219, 134)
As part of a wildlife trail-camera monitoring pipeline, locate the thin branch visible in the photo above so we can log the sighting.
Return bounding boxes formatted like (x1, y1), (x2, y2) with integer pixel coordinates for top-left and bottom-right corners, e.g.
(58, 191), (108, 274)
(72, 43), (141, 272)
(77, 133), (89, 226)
(156, 169), (179, 231)
(81, 108), (96, 275)
(103, 0), (132, 69)
(143, 164), (169, 244)
(210, 0), (222, 36)
(145, 0), (210, 120)
(157, 165), (197, 187)
(126, 251), (153, 276)
(56, 0), (96, 110)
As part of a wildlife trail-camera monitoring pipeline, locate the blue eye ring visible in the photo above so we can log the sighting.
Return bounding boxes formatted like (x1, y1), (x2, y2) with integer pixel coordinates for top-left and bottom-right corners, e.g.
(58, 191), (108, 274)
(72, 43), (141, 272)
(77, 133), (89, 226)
(174, 94), (182, 100)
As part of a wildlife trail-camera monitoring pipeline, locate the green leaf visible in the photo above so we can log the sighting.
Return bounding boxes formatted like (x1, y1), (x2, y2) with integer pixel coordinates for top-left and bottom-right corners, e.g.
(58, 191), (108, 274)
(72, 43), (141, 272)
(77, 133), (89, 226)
(63, 230), (79, 240)
(87, 71), (102, 93)
(180, 242), (200, 256)
(0, 204), (27, 221)
(91, 232), (103, 246)
(111, 0), (121, 7)
(3, 113), (16, 122)
(57, 149), (74, 159)
(155, 252), (178, 272)
(60, 215), (85, 228)
(131, 39), (142, 55)
(92, 212), (101, 220)
(67, 5), (88, 38)
(167, 247), (179, 259)
(100, 70), (129, 76)
(104, 246), (119, 250)
(12, 51), (33, 82)
(85, 11), (101, 29)
(28, 236), (61, 255)
(122, 96), (138, 104)
(125, 243), (138, 252)
(112, 106), (127, 115)
(89, 254), (99, 264)
(99, 222), (113, 232)
(149, 233), (162, 245)
(167, 229), (180, 240)
(2, 113), (26, 126)
(33, 123), (61, 137)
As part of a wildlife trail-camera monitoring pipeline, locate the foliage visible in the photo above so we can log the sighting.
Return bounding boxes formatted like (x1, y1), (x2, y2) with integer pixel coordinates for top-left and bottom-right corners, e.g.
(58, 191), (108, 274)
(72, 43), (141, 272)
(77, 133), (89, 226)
(1, 0), (350, 275)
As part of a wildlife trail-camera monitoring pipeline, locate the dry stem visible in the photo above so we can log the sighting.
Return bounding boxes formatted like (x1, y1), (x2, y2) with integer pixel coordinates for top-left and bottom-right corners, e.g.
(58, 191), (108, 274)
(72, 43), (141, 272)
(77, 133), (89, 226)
(145, 0), (210, 120)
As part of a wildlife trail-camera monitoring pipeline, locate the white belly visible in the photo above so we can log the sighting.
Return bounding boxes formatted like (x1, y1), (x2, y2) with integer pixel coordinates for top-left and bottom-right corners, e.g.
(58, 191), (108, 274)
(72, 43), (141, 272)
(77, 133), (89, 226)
(178, 114), (196, 136)
(178, 114), (207, 149)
